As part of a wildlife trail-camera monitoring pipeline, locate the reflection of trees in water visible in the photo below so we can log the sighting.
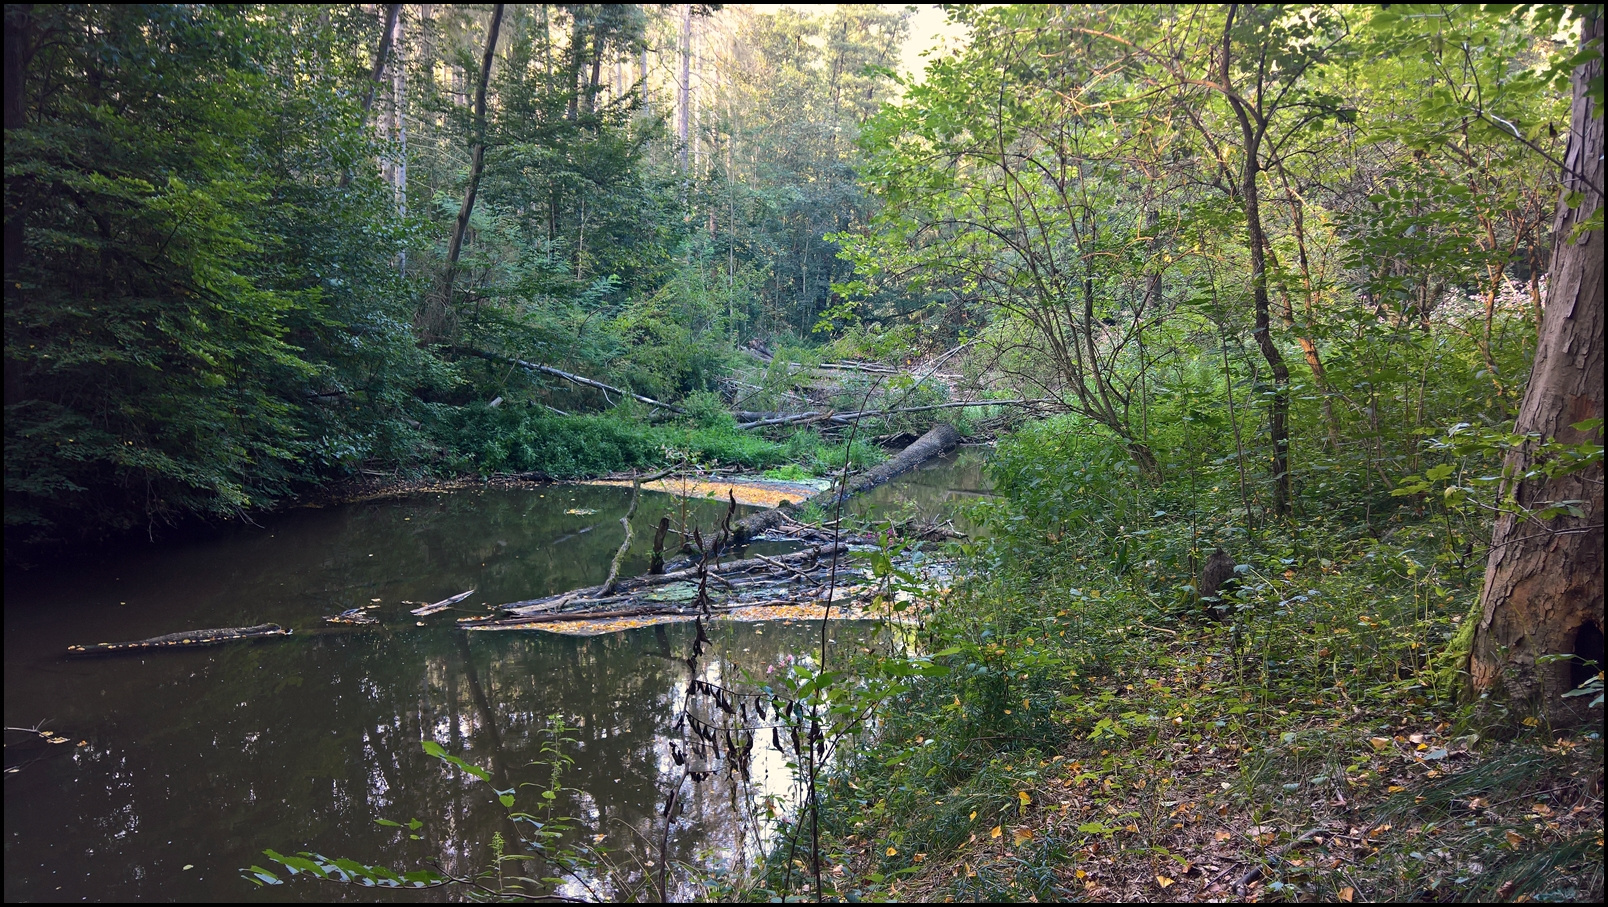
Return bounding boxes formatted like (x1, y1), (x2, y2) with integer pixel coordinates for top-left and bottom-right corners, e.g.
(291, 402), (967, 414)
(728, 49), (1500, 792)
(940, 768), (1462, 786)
(6, 603), (852, 900)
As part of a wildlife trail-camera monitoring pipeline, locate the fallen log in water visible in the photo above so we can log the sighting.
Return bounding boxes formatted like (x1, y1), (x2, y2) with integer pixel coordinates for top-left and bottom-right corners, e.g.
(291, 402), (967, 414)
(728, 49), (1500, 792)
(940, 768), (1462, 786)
(411, 589), (476, 616)
(466, 543), (851, 622)
(66, 623), (289, 657)
(732, 422), (963, 544)
(462, 556), (882, 632)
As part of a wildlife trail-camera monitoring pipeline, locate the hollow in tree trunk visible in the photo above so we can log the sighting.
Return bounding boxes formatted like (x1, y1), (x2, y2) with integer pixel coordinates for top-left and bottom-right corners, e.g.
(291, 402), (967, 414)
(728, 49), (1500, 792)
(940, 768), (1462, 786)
(1466, 10), (1604, 729)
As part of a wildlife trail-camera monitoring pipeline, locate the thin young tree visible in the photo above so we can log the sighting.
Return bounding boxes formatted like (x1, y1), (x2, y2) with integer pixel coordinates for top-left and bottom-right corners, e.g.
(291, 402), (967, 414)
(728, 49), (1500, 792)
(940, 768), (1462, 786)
(425, 3), (505, 343)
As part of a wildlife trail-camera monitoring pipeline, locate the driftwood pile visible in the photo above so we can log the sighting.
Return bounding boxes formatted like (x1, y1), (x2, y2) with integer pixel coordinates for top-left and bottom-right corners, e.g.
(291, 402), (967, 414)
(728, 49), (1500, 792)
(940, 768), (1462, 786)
(458, 542), (864, 631)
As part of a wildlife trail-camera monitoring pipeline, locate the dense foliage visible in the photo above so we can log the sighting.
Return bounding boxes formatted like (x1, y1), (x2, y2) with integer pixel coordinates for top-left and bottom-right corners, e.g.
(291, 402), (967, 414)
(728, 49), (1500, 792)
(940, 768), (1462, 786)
(4, 4), (911, 557)
(9, 3), (1597, 902)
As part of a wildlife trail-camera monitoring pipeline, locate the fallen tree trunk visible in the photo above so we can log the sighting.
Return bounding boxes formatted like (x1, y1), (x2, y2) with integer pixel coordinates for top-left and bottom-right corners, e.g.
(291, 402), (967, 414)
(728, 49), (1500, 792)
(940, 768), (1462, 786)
(735, 399), (1050, 430)
(67, 624), (289, 657)
(463, 549), (882, 631)
(456, 348), (685, 413)
(732, 422), (963, 543)
(470, 542), (850, 620)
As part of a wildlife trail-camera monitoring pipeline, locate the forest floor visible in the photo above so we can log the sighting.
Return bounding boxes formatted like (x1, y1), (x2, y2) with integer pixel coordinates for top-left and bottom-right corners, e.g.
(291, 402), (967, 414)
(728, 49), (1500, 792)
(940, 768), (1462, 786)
(825, 613), (1603, 902)
(795, 524), (1605, 904)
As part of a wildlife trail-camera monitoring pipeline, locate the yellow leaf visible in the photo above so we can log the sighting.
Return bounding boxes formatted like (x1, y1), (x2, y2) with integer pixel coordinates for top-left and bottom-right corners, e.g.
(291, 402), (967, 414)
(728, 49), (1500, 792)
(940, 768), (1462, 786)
(1521, 716), (1540, 727)
(1369, 737), (1392, 750)
(1012, 827), (1034, 846)
(1339, 886), (1355, 902)
(1075, 869), (1087, 879)
(990, 825), (1003, 840)
(969, 810), (977, 821)
(1018, 790), (1032, 807)
(1157, 875), (1175, 888)
(1387, 785), (1405, 793)
(886, 846), (897, 856)
(913, 853), (925, 863)
(1505, 829), (1525, 847)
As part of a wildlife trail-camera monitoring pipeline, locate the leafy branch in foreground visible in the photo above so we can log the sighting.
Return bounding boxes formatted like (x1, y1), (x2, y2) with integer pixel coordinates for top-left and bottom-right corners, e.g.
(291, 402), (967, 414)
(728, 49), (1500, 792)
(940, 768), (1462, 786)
(243, 715), (602, 901)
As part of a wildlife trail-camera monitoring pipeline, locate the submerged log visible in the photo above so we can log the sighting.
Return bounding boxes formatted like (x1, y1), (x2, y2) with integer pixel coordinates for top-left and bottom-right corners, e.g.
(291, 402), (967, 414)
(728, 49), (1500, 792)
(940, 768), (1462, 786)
(733, 422), (963, 544)
(67, 623), (289, 657)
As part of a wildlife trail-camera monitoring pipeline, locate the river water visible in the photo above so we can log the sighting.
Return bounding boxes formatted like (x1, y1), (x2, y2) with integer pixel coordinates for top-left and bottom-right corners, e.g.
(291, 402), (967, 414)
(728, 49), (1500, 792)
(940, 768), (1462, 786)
(3, 450), (990, 901)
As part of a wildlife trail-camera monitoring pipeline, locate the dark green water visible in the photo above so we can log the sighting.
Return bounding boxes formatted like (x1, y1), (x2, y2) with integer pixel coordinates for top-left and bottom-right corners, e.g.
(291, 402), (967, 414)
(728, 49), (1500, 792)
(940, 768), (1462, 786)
(3, 454), (992, 902)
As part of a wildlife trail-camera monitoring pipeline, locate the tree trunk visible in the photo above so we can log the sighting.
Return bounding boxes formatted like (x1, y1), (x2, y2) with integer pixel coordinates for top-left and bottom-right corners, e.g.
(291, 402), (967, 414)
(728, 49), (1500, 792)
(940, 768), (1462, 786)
(678, 4), (691, 170)
(1236, 126), (1291, 517)
(1466, 10), (1604, 729)
(360, 4), (403, 115)
(428, 4), (504, 343)
(733, 423), (963, 543)
(1221, 6), (1292, 518)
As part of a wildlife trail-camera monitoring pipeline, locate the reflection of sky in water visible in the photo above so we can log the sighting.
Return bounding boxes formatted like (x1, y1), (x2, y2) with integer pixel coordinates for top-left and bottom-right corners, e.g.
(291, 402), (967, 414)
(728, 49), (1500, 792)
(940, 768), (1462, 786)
(4, 483), (874, 902)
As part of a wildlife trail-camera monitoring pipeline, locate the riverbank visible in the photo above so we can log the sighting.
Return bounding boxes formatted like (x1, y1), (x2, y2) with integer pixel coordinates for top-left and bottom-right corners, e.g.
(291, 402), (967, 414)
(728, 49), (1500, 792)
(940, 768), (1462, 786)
(768, 516), (1605, 903)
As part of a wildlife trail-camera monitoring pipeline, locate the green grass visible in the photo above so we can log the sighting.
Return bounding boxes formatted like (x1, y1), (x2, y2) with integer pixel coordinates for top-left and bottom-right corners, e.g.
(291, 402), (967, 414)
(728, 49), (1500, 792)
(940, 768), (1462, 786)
(444, 402), (885, 478)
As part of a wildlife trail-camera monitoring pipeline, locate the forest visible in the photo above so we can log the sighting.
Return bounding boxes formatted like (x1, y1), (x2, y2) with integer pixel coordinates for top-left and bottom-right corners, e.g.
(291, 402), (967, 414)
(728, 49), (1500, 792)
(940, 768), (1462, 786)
(3, 2), (1603, 903)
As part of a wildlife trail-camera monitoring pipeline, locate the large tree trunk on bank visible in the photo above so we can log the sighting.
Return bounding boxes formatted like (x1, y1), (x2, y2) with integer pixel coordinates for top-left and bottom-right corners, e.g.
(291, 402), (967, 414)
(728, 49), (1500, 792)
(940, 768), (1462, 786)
(1466, 10), (1604, 729)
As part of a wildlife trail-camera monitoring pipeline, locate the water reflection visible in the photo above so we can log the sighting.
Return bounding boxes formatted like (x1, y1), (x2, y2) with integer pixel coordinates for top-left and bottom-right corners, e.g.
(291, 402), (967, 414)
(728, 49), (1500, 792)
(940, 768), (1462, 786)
(2, 485), (855, 902)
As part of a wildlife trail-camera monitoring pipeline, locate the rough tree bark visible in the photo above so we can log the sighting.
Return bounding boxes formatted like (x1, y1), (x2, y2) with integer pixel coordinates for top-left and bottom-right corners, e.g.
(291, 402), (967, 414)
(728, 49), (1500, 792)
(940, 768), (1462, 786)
(1466, 10), (1604, 729)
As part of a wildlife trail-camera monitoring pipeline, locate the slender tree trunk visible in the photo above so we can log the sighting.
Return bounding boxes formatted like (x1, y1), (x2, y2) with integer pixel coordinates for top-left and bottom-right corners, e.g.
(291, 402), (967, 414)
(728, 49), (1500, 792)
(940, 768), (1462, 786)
(430, 3), (504, 342)
(1271, 166), (1341, 448)
(565, 10), (584, 121)
(1467, 10), (1605, 729)
(678, 4), (691, 171)
(1213, 6), (1292, 517)
(340, 4), (402, 191)
(361, 4), (403, 115)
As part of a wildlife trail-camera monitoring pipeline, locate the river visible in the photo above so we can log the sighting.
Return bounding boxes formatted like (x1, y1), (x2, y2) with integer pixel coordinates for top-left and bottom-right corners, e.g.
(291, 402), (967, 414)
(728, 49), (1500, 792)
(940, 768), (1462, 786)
(3, 450), (991, 901)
